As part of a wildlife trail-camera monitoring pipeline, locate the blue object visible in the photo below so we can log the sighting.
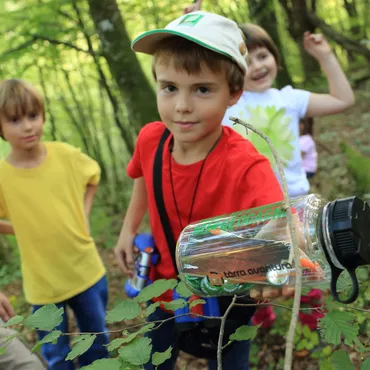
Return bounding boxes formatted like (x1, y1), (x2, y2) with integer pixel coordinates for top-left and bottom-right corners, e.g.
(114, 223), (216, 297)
(124, 233), (158, 298)
(33, 276), (109, 370)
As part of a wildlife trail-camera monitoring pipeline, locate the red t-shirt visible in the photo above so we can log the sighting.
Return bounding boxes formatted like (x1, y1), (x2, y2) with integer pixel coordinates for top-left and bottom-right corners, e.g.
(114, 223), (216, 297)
(127, 121), (283, 300)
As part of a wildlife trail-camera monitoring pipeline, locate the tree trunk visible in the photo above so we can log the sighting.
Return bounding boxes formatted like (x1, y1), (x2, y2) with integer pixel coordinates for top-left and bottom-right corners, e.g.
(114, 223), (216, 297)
(279, 0), (321, 82)
(248, 0), (293, 88)
(86, 0), (159, 134)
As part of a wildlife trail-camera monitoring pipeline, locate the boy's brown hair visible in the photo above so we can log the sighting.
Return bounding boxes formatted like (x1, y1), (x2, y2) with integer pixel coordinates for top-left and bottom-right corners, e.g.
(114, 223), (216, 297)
(239, 24), (281, 68)
(152, 36), (245, 94)
(0, 79), (45, 139)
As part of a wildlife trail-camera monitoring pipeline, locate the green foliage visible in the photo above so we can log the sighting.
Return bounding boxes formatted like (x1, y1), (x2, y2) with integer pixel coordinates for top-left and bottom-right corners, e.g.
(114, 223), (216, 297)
(229, 324), (260, 342)
(24, 304), (64, 331)
(32, 330), (62, 352)
(118, 337), (152, 366)
(66, 335), (97, 361)
(162, 298), (187, 311)
(318, 311), (359, 346)
(135, 279), (177, 303)
(1, 315), (24, 327)
(106, 300), (142, 323)
(152, 346), (173, 366)
(80, 358), (122, 370)
(331, 350), (355, 370)
(175, 279), (193, 298)
(106, 323), (155, 351)
(361, 358), (370, 370)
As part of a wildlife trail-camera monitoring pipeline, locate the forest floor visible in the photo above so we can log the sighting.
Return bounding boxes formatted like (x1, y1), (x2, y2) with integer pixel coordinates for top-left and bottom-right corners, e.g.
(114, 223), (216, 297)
(1, 80), (370, 369)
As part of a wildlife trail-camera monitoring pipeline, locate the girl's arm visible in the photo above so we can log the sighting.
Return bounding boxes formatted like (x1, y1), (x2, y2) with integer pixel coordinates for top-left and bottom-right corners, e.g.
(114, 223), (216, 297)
(115, 177), (148, 276)
(84, 184), (99, 218)
(0, 220), (14, 235)
(304, 32), (355, 117)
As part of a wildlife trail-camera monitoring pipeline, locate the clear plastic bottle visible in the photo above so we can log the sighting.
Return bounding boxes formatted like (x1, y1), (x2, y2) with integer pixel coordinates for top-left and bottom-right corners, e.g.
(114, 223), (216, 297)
(176, 195), (370, 303)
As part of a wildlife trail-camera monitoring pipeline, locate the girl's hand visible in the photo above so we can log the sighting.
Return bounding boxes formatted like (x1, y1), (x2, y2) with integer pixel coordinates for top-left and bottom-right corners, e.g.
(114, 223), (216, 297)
(303, 32), (333, 62)
(183, 0), (201, 14)
(0, 291), (15, 322)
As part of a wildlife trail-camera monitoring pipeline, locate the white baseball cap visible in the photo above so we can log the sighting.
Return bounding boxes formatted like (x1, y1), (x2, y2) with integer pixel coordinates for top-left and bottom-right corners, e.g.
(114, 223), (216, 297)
(131, 11), (248, 74)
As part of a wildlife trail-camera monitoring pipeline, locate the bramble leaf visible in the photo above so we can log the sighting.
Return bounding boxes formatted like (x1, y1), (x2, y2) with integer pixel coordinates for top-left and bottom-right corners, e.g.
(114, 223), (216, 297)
(229, 325), (260, 342)
(1, 315), (24, 327)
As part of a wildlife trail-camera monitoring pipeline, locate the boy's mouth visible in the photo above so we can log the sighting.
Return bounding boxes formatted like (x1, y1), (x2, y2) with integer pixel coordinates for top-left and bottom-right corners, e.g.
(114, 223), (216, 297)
(22, 135), (37, 142)
(175, 121), (198, 129)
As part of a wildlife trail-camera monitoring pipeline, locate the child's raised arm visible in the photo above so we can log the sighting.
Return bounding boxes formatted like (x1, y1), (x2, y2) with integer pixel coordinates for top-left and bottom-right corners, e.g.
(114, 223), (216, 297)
(304, 32), (355, 117)
(115, 177), (148, 277)
(0, 220), (14, 235)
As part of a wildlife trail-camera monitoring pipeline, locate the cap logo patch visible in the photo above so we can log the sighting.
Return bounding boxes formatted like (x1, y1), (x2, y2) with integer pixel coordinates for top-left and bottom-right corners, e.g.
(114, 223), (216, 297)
(178, 14), (204, 26)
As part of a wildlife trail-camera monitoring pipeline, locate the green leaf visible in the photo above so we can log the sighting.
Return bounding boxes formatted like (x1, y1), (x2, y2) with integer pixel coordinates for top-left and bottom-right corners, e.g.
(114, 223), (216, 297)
(24, 305), (64, 331)
(32, 330), (62, 352)
(80, 358), (122, 370)
(189, 299), (206, 308)
(106, 300), (142, 323)
(296, 339), (308, 351)
(311, 331), (320, 346)
(135, 279), (177, 303)
(361, 358), (370, 370)
(330, 350), (355, 370)
(66, 334), (96, 361)
(318, 311), (359, 345)
(118, 337), (152, 365)
(0, 347), (5, 355)
(106, 323), (155, 351)
(229, 325), (260, 342)
(175, 280), (193, 298)
(162, 299), (187, 311)
(2, 315), (24, 327)
(152, 346), (172, 366)
(145, 302), (160, 317)
(302, 325), (312, 339)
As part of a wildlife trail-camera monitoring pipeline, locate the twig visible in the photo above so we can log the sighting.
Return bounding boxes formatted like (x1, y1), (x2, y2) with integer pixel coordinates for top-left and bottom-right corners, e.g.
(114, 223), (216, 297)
(229, 117), (302, 370)
(217, 295), (237, 370)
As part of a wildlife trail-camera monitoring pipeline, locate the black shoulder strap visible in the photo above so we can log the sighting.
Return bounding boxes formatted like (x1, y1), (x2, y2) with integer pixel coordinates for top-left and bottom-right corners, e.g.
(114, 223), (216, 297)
(153, 128), (178, 274)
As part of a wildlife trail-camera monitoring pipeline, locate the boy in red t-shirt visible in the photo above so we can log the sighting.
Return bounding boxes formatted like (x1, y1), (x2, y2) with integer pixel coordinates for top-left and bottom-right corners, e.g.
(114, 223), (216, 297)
(115, 11), (293, 370)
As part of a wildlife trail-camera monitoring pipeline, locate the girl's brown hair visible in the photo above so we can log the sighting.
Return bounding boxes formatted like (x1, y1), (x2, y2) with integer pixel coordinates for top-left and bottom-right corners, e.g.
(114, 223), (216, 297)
(239, 24), (281, 67)
(152, 36), (245, 94)
(0, 79), (45, 139)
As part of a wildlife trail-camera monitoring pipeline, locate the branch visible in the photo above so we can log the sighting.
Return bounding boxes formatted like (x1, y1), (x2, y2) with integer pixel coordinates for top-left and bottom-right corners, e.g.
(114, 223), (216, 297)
(31, 34), (90, 54)
(0, 40), (34, 59)
(229, 117), (302, 370)
(307, 12), (370, 60)
(217, 295), (237, 370)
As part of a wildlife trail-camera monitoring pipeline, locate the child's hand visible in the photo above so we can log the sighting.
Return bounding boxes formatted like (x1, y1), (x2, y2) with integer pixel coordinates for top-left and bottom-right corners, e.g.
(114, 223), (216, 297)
(250, 286), (295, 300)
(303, 32), (332, 61)
(0, 291), (15, 322)
(114, 232), (136, 278)
(183, 0), (201, 14)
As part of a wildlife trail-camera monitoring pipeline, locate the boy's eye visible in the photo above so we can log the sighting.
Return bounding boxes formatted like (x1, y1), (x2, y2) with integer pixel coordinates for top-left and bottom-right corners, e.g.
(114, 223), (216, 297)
(29, 113), (38, 120)
(163, 85), (177, 93)
(10, 116), (20, 124)
(197, 86), (210, 94)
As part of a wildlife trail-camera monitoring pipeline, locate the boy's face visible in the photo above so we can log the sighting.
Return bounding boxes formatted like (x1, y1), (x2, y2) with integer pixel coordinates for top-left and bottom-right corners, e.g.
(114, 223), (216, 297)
(244, 47), (278, 92)
(155, 59), (242, 147)
(0, 112), (44, 150)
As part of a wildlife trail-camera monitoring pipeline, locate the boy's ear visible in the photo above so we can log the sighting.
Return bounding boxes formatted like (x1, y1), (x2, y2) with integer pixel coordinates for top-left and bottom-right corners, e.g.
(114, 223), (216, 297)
(229, 88), (243, 107)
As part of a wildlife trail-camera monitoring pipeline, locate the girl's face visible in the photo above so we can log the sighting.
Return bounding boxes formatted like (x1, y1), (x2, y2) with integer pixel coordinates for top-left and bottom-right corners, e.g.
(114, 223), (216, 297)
(244, 47), (278, 92)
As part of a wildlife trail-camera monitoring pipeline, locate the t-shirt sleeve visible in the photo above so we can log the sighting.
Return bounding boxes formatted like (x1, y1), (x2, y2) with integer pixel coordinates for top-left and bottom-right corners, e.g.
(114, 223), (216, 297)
(72, 148), (101, 185)
(237, 155), (284, 209)
(127, 127), (146, 179)
(281, 86), (310, 119)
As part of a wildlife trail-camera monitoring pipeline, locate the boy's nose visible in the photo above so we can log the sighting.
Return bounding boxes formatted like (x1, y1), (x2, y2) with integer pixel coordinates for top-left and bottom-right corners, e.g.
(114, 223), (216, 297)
(175, 94), (192, 113)
(22, 119), (33, 131)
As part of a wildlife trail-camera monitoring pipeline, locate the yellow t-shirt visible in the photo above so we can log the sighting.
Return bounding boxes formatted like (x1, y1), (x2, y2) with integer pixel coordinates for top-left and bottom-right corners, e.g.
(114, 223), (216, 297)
(0, 142), (106, 304)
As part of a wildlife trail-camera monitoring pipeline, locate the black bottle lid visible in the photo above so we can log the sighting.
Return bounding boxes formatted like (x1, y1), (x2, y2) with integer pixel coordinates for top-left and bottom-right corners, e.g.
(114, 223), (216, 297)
(323, 196), (370, 304)
(327, 196), (370, 269)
